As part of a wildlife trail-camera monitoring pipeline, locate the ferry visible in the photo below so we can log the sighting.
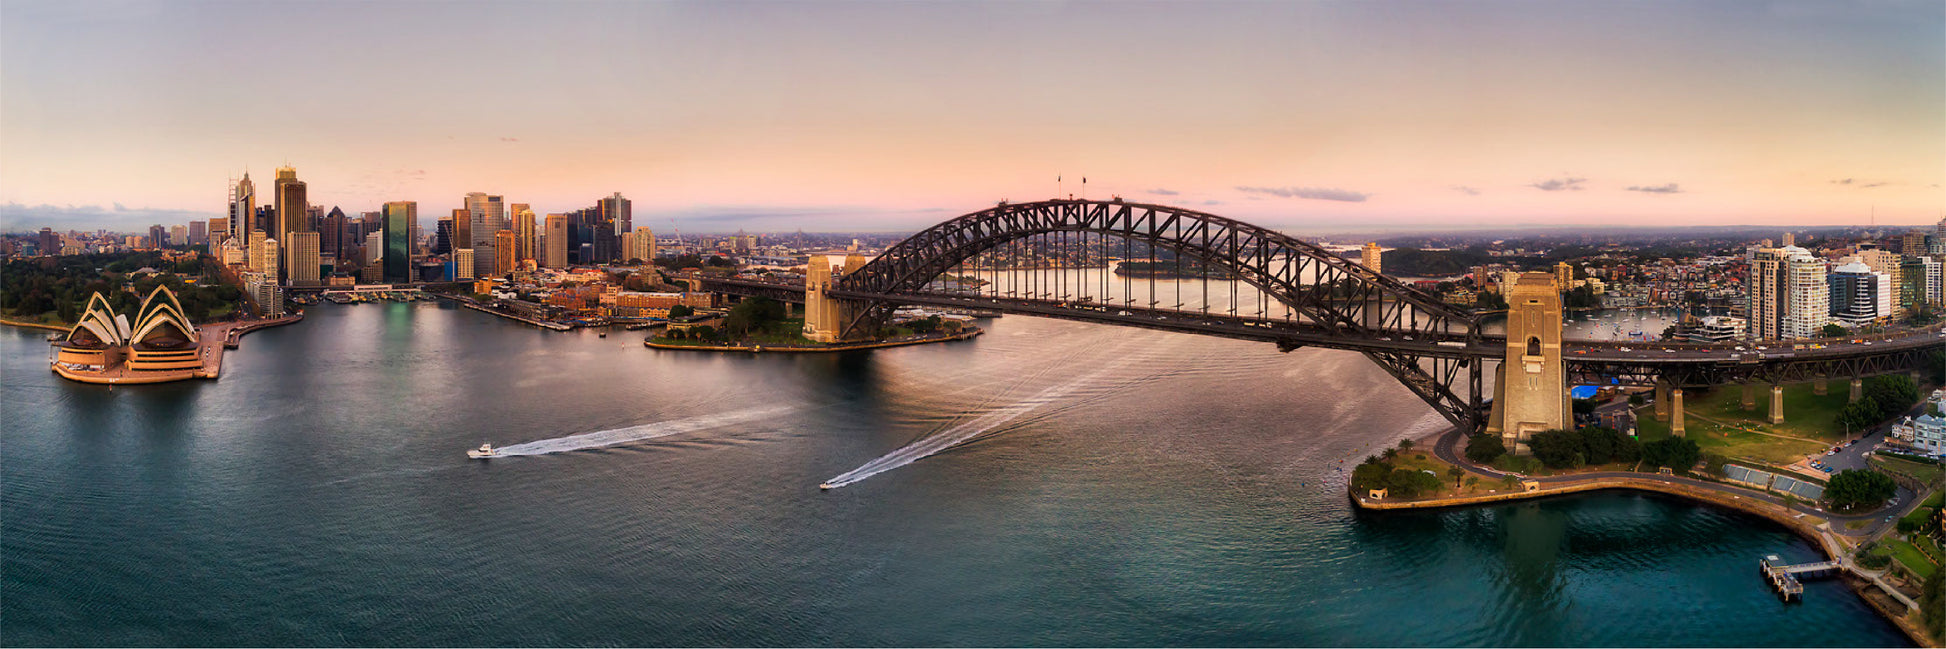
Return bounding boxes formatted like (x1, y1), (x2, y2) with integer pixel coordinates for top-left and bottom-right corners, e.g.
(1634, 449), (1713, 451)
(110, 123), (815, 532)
(467, 443), (501, 459)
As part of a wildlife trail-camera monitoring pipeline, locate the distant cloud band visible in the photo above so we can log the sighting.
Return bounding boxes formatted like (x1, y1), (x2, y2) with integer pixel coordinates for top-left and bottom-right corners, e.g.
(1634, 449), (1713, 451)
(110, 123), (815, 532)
(1529, 177), (1586, 192)
(1625, 183), (1683, 194)
(1234, 185), (1370, 202)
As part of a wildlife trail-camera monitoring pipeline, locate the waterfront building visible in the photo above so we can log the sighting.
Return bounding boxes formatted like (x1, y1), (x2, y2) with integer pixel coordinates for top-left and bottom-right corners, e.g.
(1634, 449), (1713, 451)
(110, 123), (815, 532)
(52, 287), (202, 372)
(363, 231), (384, 283)
(515, 208), (537, 262)
(383, 202), (415, 284)
(1827, 261), (1889, 327)
(243, 271), (284, 317)
(258, 238), (281, 286)
(494, 230), (517, 277)
(1361, 242), (1381, 273)
(465, 193), (504, 278)
(545, 214), (568, 268)
(286, 231), (321, 287)
(229, 173), (255, 248)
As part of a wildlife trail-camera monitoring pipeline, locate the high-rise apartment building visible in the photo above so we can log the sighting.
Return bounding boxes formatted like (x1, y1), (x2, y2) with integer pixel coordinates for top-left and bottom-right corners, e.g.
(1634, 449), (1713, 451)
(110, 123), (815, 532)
(1853, 246), (1901, 292)
(286, 231), (321, 286)
(382, 202), (415, 284)
(229, 173), (255, 247)
(248, 230), (269, 271)
(1779, 247), (1829, 339)
(1903, 256), (1943, 308)
(1361, 242), (1381, 273)
(624, 227), (657, 264)
(514, 208), (537, 262)
(258, 237), (281, 285)
(465, 193), (504, 278)
(453, 248), (475, 281)
(1828, 261), (1889, 327)
(37, 227), (57, 255)
(544, 214), (569, 268)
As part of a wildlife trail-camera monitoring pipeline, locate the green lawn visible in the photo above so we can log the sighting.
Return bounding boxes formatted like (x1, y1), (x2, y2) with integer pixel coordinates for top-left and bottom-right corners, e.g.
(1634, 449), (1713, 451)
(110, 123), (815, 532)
(1631, 379), (1879, 468)
(1873, 455), (1946, 485)
(1884, 538), (1939, 579)
(1636, 406), (1826, 467)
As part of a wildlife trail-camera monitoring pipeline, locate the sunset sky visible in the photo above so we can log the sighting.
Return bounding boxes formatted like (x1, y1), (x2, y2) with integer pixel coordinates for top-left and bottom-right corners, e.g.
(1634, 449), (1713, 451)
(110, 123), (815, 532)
(2, 0), (1940, 233)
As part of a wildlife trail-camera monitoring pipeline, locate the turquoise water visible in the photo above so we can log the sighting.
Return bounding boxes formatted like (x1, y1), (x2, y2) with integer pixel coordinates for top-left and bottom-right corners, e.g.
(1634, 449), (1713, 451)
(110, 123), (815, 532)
(0, 302), (1911, 646)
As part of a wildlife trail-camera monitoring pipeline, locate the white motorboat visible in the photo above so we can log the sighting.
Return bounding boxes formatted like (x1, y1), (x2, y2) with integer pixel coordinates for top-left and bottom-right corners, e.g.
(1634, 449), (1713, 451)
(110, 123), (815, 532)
(467, 443), (501, 459)
(819, 483), (834, 490)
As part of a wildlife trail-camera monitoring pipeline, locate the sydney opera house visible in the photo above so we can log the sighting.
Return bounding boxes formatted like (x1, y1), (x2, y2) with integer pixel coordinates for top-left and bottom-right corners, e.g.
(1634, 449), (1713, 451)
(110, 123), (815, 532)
(52, 286), (205, 379)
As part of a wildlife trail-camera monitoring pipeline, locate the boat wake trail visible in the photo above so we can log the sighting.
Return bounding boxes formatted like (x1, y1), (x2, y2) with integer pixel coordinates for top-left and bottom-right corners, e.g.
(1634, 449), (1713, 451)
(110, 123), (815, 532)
(819, 364), (1130, 490)
(492, 405), (800, 457)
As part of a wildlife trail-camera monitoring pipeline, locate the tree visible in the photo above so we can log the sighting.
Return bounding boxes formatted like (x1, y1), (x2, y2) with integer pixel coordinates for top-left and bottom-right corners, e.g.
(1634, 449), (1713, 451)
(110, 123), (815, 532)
(667, 304), (694, 319)
(1384, 468), (1444, 498)
(689, 325), (717, 340)
(1628, 393), (1646, 407)
(1822, 323), (1850, 338)
(1381, 447), (1399, 461)
(1465, 433), (1506, 463)
(1397, 439), (1414, 451)
(1640, 437), (1701, 473)
(1447, 466), (1466, 489)
(1527, 429), (1584, 469)
(723, 297), (786, 337)
(1350, 458), (1393, 491)
(1824, 469), (1896, 510)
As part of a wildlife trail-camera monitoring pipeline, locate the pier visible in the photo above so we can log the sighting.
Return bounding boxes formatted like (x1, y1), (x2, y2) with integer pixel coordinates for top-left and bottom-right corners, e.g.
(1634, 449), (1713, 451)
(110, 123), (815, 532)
(1759, 555), (1839, 601)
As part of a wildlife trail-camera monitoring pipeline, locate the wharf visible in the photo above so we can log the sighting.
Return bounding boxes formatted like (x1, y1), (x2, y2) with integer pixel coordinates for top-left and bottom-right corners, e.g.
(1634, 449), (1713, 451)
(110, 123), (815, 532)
(1759, 555), (1838, 601)
(457, 300), (573, 331)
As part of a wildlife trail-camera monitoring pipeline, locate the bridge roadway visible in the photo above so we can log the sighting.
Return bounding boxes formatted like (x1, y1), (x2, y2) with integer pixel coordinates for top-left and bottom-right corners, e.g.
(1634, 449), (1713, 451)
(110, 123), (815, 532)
(699, 275), (1942, 384)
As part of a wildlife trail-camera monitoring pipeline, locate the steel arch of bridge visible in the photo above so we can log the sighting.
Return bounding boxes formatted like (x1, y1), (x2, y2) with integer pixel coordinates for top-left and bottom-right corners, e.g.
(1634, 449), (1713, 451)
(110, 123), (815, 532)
(827, 199), (1494, 432)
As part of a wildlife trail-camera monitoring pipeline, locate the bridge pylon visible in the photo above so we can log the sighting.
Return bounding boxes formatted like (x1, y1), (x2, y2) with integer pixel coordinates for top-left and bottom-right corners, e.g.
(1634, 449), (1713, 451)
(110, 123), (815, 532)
(1486, 272), (1570, 454)
(804, 252), (870, 343)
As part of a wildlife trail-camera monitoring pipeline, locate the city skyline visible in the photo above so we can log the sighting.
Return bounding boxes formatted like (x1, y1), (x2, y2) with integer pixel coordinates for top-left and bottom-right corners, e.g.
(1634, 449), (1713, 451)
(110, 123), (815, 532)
(3, 1), (1942, 233)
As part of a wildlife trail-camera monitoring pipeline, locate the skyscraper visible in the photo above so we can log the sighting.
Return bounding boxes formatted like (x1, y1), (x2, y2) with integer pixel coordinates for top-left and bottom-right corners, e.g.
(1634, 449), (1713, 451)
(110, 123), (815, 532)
(514, 208), (537, 262)
(434, 215), (454, 255)
(450, 208), (471, 259)
(465, 193), (504, 278)
(286, 231), (321, 286)
(273, 166), (307, 282)
(1361, 242), (1381, 273)
(208, 218), (227, 244)
(169, 225), (188, 248)
(544, 214), (568, 268)
(229, 173), (255, 247)
(149, 225), (167, 249)
(187, 220), (207, 246)
(382, 202), (415, 284)
(258, 237), (280, 284)
(321, 207), (347, 262)
(1753, 245), (1831, 340)
(494, 230), (517, 276)
(37, 227), (57, 256)
(249, 230), (269, 271)
(599, 192), (632, 247)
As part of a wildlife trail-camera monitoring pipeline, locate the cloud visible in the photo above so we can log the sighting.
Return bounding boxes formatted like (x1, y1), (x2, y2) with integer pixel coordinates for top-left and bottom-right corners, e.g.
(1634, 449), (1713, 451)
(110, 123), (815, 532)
(1625, 183), (1683, 194)
(1451, 186), (1481, 196)
(3, 202), (221, 231)
(1234, 186), (1370, 202)
(1529, 177), (1586, 192)
(1146, 188), (1179, 196)
(499, 137), (519, 143)
(1202, 200), (1223, 206)
(1831, 178), (1890, 188)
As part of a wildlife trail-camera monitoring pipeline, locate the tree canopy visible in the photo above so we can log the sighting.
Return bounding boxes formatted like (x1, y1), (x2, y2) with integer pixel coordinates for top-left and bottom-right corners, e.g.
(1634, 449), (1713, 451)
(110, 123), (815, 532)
(1824, 469), (1896, 510)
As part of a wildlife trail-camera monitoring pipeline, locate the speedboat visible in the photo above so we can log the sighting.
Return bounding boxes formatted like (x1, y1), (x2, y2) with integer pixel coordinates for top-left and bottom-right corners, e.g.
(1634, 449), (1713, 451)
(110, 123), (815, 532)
(467, 443), (501, 459)
(819, 483), (834, 490)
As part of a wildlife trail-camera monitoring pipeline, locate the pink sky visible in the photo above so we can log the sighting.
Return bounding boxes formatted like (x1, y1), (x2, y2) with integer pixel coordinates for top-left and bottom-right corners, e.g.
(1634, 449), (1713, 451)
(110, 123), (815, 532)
(2, 1), (1941, 232)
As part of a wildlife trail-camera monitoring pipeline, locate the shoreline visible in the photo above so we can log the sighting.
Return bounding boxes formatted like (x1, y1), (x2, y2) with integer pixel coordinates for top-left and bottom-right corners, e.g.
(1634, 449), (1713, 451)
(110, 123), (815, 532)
(0, 317), (72, 333)
(645, 327), (983, 353)
(1354, 447), (1936, 647)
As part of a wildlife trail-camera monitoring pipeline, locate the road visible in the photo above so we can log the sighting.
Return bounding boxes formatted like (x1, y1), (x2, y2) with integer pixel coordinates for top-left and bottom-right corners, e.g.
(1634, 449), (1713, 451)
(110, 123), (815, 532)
(1431, 427), (1917, 538)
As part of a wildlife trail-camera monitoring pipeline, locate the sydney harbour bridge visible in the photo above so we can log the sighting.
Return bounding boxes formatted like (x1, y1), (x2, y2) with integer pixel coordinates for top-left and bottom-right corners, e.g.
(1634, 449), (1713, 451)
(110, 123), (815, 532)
(698, 199), (1942, 443)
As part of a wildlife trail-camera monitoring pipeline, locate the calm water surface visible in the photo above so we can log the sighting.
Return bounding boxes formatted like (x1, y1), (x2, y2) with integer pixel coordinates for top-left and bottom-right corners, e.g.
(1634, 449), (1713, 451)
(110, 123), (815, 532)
(0, 302), (1911, 646)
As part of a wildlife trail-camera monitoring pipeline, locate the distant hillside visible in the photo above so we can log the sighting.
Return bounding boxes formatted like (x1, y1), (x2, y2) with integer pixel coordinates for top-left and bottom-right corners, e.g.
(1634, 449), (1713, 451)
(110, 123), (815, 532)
(1378, 248), (1494, 277)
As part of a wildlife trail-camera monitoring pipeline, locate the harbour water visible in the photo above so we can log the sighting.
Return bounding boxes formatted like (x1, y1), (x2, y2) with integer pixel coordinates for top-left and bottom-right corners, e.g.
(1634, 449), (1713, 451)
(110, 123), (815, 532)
(0, 301), (1912, 646)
